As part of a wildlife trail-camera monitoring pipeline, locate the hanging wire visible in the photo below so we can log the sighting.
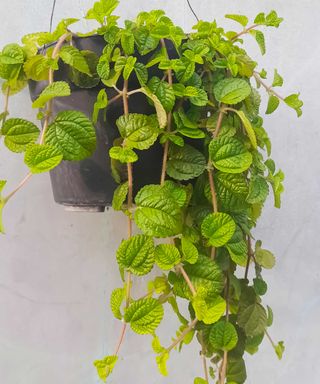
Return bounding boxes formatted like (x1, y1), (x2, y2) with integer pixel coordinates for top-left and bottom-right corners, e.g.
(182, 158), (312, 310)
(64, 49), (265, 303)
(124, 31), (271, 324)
(49, 0), (57, 32)
(186, 0), (199, 22)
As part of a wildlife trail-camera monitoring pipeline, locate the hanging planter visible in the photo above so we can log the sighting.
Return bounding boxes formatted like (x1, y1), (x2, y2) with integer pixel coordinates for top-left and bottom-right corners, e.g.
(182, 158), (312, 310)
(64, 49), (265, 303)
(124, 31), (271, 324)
(0, 1), (303, 383)
(29, 35), (178, 211)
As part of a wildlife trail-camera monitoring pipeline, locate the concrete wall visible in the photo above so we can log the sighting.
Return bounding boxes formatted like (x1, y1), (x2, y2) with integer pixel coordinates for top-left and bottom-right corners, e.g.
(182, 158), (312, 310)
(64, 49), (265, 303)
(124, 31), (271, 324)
(0, 1), (318, 383)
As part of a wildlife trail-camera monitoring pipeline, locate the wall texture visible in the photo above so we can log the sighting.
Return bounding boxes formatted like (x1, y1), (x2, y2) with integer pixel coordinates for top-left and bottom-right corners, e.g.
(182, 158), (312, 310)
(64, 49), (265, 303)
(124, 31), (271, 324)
(0, 1), (319, 383)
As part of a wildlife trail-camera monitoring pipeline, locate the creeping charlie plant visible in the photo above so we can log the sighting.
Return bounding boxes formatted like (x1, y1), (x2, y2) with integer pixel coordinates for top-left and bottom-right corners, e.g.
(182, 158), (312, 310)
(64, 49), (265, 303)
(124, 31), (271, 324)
(0, 1), (302, 383)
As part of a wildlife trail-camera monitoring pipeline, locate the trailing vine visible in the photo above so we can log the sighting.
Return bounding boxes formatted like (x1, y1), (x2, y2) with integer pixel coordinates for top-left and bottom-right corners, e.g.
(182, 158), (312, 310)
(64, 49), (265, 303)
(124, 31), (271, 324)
(0, 1), (302, 383)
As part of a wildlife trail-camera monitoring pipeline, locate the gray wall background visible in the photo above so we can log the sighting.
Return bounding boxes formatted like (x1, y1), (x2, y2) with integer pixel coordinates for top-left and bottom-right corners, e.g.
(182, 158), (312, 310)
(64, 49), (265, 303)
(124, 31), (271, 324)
(0, 0), (318, 383)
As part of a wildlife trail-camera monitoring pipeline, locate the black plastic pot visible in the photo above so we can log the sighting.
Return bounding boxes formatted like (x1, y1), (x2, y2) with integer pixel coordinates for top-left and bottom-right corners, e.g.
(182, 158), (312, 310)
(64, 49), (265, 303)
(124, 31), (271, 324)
(29, 35), (177, 212)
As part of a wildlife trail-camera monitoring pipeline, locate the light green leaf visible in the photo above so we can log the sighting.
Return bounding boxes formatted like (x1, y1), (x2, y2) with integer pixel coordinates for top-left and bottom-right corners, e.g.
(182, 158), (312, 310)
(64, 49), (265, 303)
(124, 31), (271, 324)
(45, 110), (96, 161)
(24, 144), (63, 173)
(116, 113), (159, 150)
(171, 256), (224, 300)
(209, 320), (238, 351)
(109, 146), (138, 163)
(181, 237), (199, 264)
(123, 56), (137, 80)
(110, 288), (124, 320)
(124, 298), (164, 334)
(226, 227), (248, 266)
(201, 212), (236, 247)
(121, 31), (135, 55)
(237, 302), (267, 337)
(247, 176), (269, 204)
(0, 44), (24, 65)
(272, 69), (283, 87)
(134, 62), (148, 85)
(135, 183), (185, 238)
(85, 0), (119, 24)
(156, 351), (169, 376)
(112, 181), (128, 210)
(150, 23), (170, 39)
(1, 118), (39, 152)
(92, 89), (108, 123)
(275, 341), (285, 360)
(94, 355), (118, 381)
(209, 136), (253, 174)
(225, 14), (248, 27)
(96, 55), (110, 80)
(214, 78), (251, 105)
(134, 27), (159, 55)
(152, 335), (166, 354)
(116, 234), (155, 276)
(60, 46), (91, 75)
(232, 109), (257, 148)
(284, 93), (303, 117)
(255, 242), (275, 269)
(23, 55), (51, 81)
(189, 88), (208, 107)
(140, 87), (167, 129)
(154, 243), (181, 270)
(194, 378), (208, 384)
(254, 10), (283, 28)
(69, 51), (100, 88)
(250, 30), (266, 55)
(167, 144), (206, 181)
(0, 180), (7, 234)
(266, 94), (280, 114)
(32, 81), (71, 109)
(147, 76), (175, 112)
(192, 292), (226, 325)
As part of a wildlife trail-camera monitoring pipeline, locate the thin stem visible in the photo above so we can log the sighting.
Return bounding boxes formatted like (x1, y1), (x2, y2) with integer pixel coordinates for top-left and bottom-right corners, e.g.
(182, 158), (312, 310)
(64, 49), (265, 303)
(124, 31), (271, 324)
(160, 39), (173, 186)
(253, 72), (284, 101)
(2, 86), (10, 126)
(4, 172), (32, 203)
(265, 329), (276, 348)
(176, 264), (197, 296)
(244, 236), (252, 280)
(199, 332), (209, 382)
(232, 24), (259, 41)
(167, 318), (198, 353)
(219, 274), (230, 384)
(108, 93), (123, 105)
(127, 88), (142, 96)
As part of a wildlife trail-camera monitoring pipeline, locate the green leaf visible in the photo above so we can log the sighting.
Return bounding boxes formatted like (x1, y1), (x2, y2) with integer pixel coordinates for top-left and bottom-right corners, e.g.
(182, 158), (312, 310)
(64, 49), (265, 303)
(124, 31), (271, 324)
(96, 55), (110, 80)
(194, 378), (208, 384)
(284, 93), (303, 117)
(275, 341), (285, 360)
(116, 234), (155, 276)
(154, 244), (181, 270)
(214, 78), (251, 105)
(32, 81), (71, 109)
(0, 44), (24, 65)
(250, 30), (266, 55)
(272, 69), (283, 87)
(175, 58), (195, 83)
(232, 109), (257, 148)
(45, 110), (96, 161)
(247, 176), (269, 204)
(1, 118), (39, 152)
(116, 113), (159, 150)
(209, 136), (252, 174)
(266, 94), (280, 114)
(134, 27), (159, 55)
(245, 333), (264, 355)
(140, 87), (167, 129)
(210, 320), (238, 351)
(150, 23), (170, 39)
(253, 278), (267, 296)
(68, 51), (100, 88)
(123, 56), (137, 80)
(254, 10), (283, 28)
(109, 146), (138, 163)
(112, 181), (128, 210)
(266, 305), (274, 327)
(110, 288), (124, 320)
(255, 242), (275, 269)
(85, 0), (120, 24)
(0, 180), (7, 234)
(94, 355), (118, 381)
(237, 302), (267, 337)
(92, 89), (108, 123)
(59, 46), (91, 75)
(190, 88), (208, 107)
(201, 212), (236, 247)
(121, 31), (135, 55)
(167, 144), (206, 181)
(135, 183), (185, 238)
(171, 256), (224, 300)
(192, 290), (226, 324)
(24, 144), (63, 174)
(213, 172), (249, 212)
(124, 298), (164, 334)
(226, 227), (248, 266)
(181, 238), (199, 264)
(134, 62), (148, 85)
(227, 358), (247, 384)
(147, 76), (175, 112)
(225, 14), (248, 27)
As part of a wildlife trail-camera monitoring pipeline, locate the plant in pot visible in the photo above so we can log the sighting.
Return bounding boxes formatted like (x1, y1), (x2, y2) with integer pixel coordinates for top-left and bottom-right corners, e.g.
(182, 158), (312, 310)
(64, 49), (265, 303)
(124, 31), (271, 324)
(0, 0), (303, 382)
